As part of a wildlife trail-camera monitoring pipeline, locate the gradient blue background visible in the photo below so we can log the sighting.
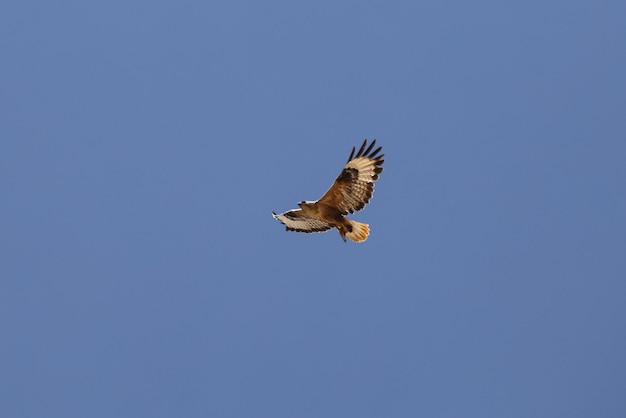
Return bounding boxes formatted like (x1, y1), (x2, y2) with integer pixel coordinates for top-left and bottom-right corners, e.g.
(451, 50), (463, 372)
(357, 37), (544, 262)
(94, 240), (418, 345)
(2, 1), (625, 417)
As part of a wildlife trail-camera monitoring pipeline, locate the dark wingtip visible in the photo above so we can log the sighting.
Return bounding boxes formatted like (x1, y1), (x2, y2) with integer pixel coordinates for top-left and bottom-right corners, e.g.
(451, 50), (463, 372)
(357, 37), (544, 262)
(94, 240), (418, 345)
(364, 140), (376, 156)
(347, 146), (356, 163)
(348, 138), (384, 162)
(355, 139), (368, 158)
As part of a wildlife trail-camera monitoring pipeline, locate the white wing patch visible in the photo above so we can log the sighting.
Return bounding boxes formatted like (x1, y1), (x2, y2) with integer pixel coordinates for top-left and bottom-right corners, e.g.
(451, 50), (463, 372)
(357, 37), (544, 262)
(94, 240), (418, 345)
(272, 209), (332, 233)
(344, 156), (380, 183)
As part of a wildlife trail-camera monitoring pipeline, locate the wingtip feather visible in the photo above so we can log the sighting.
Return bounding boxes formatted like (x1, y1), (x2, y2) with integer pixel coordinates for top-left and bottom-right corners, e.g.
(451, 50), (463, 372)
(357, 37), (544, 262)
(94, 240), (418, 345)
(355, 140), (368, 158)
(347, 146), (356, 163)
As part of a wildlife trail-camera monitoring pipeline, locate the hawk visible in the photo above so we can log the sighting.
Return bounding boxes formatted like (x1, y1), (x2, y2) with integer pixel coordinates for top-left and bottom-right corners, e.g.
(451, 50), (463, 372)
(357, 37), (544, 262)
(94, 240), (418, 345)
(272, 139), (384, 243)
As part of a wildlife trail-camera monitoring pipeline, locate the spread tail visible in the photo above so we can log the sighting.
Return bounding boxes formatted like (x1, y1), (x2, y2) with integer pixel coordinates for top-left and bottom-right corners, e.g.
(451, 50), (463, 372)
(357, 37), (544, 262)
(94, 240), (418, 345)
(345, 220), (370, 243)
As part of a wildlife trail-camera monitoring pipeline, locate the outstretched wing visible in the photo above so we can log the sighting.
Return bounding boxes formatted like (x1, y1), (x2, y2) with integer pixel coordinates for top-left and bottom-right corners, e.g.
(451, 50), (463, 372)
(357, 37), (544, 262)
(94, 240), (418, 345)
(317, 139), (384, 215)
(272, 210), (333, 233)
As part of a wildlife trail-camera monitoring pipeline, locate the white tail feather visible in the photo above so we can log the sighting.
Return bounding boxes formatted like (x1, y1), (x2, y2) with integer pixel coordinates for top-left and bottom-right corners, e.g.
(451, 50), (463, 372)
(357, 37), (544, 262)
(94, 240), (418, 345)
(345, 220), (370, 243)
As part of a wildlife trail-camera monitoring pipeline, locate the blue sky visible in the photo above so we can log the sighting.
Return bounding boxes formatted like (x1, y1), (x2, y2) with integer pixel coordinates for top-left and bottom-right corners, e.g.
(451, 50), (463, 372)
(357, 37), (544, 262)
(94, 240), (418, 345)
(2, 1), (625, 417)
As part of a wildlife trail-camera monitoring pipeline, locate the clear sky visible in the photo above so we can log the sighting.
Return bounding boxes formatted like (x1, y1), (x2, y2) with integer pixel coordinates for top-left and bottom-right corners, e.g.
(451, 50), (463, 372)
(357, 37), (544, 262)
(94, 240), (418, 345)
(2, 1), (625, 417)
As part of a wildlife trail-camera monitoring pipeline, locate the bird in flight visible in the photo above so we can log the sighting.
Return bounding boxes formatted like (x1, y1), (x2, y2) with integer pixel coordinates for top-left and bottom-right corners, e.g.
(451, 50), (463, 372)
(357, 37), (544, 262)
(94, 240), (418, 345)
(272, 139), (384, 243)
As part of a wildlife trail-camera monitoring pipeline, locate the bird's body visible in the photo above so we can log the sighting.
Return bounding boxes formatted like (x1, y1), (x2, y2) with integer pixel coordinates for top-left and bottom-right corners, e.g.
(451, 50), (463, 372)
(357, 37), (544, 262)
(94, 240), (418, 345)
(272, 139), (384, 243)
(297, 200), (364, 241)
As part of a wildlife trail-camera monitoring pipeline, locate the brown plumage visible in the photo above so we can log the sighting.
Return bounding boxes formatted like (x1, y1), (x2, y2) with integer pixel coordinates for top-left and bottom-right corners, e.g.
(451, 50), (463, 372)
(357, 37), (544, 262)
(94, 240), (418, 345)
(272, 139), (384, 242)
